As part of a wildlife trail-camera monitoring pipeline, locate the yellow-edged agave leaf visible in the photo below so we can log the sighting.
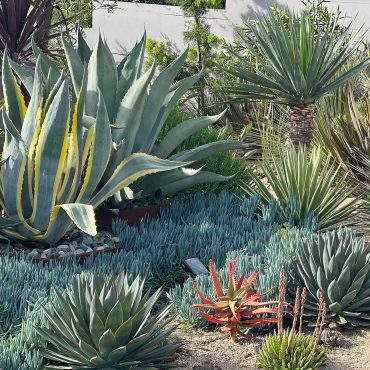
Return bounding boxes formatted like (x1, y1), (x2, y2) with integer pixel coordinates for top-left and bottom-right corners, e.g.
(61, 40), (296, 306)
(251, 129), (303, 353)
(169, 141), (244, 162)
(160, 171), (234, 196)
(32, 39), (61, 87)
(2, 55), (27, 130)
(154, 110), (227, 159)
(21, 59), (43, 148)
(77, 90), (112, 203)
(90, 153), (192, 208)
(86, 35), (118, 121)
(116, 33), (146, 112)
(59, 75), (87, 204)
(113, 63), (156, 155)
(1, 110), (27, 221)
(38, 204), (97, 243)
(30, 79), (70, 231)
(1, 110), (39, 238)
(8, 58), (35, 95)
(62, 35), (84, 95)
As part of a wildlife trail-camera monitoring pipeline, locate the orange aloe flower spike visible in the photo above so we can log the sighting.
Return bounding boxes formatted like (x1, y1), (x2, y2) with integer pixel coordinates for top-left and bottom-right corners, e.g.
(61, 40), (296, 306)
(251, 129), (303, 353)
(209, 260), (224, 298)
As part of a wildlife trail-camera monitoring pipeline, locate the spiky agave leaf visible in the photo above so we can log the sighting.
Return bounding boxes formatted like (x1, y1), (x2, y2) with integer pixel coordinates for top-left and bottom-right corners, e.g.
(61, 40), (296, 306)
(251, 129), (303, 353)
(37, 272), (179, 369)
(11, 32), (245, 200)
(0, 55), (190, 243)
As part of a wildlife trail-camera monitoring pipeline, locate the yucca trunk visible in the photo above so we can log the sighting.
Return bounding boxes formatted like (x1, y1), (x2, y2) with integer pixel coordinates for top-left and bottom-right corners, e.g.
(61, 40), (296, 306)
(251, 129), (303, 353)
(289, 103), (315, 149)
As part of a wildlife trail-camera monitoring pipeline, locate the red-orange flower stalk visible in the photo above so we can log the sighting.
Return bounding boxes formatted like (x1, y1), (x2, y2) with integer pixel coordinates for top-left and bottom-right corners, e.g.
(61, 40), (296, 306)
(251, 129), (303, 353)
(191, 260), (285, 343)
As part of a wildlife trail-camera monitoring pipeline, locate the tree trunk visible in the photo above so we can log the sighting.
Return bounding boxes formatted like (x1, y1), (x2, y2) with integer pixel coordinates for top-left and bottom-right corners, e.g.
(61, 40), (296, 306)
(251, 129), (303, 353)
(288, 103), (316, 149)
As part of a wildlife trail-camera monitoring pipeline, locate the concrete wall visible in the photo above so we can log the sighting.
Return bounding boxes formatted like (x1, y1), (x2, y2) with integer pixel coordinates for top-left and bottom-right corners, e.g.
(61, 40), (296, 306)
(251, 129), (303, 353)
(85, 0), (370, 57)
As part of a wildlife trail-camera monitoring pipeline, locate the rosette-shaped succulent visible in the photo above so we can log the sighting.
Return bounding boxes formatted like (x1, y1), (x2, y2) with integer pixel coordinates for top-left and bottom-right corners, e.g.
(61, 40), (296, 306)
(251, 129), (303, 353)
(296, 228), (370, 327)
(37, 272), (179, 369)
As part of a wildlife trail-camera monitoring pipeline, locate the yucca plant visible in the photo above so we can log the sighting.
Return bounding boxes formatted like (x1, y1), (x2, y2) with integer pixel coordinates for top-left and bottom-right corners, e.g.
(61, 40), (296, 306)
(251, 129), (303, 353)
(191, 260), (282, 342)
(295, 228), (370, 328)
(258, 285), (327, 370)
(0, 0), (65, 65)
(243, 146), (359, 230)
(13, 32), (244, 202)
(223, 9), (370, 148)
(37, 272), (179, 369)
(317, 90), (370, 187)
(0, 55), (188, 243)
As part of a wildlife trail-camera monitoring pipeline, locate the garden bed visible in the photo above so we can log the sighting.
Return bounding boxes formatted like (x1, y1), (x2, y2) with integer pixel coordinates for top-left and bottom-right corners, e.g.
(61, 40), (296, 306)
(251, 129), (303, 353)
(171, 328), (370, 369)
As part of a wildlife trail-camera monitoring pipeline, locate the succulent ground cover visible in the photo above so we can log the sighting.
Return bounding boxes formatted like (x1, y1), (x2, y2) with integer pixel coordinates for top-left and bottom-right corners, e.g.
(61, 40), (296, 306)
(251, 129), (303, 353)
(0, 0), (369, 369)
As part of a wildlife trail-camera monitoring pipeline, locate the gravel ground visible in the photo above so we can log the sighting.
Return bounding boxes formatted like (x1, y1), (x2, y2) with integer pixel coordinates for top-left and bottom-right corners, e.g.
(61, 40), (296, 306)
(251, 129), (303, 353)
(169, 327), (370, 369)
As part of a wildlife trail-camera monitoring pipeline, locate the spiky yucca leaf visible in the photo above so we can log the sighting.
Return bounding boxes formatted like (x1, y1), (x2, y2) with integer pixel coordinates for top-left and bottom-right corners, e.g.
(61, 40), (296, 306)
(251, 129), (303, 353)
(222, 8), (369, 147)
(37, 272), (179, 369)
(243, 146), (359, 230)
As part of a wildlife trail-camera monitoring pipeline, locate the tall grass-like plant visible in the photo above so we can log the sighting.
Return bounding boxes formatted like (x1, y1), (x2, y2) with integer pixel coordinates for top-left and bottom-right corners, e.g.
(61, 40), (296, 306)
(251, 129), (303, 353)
(317, 90), (370, 187)
(243, 147), (359, 230)
(223, 9), (370, 148)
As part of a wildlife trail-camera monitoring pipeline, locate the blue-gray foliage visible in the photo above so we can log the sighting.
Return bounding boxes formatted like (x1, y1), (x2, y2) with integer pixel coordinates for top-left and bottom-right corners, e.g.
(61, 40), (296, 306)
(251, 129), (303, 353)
(0, 193), (315, 367)
(168, 228), (315, 328)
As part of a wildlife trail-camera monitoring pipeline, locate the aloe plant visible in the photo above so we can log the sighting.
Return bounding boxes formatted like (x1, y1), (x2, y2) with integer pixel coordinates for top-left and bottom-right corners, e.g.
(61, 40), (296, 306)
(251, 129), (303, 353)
(38, 272), (179, 369)
(0, 55), (188, 243)
(191, 260), (281, 342)
(13, 32), (244, 201)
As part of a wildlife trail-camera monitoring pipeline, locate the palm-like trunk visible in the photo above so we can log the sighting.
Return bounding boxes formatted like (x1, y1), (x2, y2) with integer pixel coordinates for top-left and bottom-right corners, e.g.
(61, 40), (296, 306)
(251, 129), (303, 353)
(289, 103), (316, 149)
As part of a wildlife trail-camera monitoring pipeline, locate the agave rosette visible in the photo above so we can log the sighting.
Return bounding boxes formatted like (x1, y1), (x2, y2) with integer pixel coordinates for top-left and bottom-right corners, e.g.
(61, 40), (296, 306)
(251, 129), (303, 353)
(0, 54), (189, 243)
(191, 260), (280, 342)
(37, 272), (179, 369)
(12, 31), (244, 201)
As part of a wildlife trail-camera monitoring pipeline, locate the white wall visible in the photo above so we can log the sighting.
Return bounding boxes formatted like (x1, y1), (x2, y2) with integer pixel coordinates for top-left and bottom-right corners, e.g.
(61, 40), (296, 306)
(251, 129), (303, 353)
(85, 0), (370, 57)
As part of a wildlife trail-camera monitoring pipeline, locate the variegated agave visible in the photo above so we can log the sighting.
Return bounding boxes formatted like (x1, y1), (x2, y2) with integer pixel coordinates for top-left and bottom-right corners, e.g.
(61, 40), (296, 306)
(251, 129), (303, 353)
(0, 55), (188, 243)
(37, 272), (179, 369)
(13, 31), (244, 202)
